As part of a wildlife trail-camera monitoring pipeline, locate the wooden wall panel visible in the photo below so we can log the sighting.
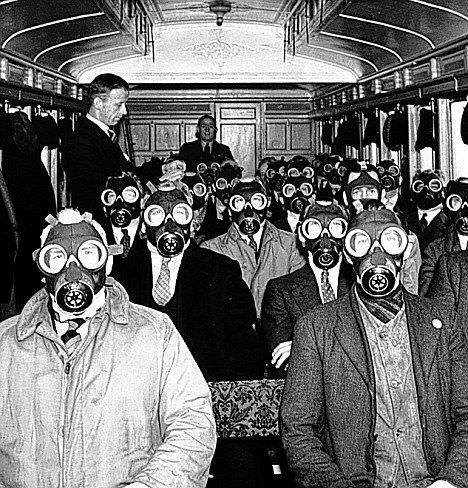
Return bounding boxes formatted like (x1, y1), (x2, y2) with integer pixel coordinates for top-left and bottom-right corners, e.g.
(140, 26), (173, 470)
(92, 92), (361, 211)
(132, 122), (151, 151)
(290, 122), (311, 150)
(155, 123), (180, 151)
(266, 122), (286, 150)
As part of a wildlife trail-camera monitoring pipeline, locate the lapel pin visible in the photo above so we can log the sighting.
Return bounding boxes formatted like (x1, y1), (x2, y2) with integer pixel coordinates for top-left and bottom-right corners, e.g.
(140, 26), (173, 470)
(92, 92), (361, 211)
(432, 318), (442, 329)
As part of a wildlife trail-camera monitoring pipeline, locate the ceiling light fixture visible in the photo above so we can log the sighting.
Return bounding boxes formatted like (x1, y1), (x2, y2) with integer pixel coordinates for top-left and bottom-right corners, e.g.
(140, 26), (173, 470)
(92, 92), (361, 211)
(209, 1), (231, 26)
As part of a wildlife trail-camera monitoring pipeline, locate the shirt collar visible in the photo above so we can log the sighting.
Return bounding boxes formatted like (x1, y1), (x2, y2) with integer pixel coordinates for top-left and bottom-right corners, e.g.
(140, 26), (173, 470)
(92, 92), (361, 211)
(86, 113), (110, 135)
(417, 203), (443, 225)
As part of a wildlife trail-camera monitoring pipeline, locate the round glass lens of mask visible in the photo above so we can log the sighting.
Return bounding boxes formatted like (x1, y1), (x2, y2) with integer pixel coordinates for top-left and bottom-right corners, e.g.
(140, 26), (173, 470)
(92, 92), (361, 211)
(388, 165), (400, 176)
(377, 166), (385, 175)
(101, 189), (116, 206)
(229, 194), (246, 212)
(216, 178), (227, 190)
(380, 226), (408, 256)
(411, 180), (424, 193)
(300, 182), (314, 197)
(211, 163), (220, 171)
(446, 193), (463, 211)
(144, 205), (165, 227)
(77, 239), (107, 270)
(288, 168), (300, 177)
(300, 218), (323, 240)
(303, 167), (314, 178)
(428, 178), (442, 192)
(337, 166), (347, 177)
(266, 169), (276, 179)
(282, 183), (296, 198)
(250, 192), (268, 211)
(197, 163), (207, 174)
(38, 243), (68, 274)
(172, 203), (193, 226)
(345, 229), (372, 258)
(323, 163), (333, 173)
(328, 217), (348, 239)
(193, 182), (207, 197)
(122, 186), (139, 203)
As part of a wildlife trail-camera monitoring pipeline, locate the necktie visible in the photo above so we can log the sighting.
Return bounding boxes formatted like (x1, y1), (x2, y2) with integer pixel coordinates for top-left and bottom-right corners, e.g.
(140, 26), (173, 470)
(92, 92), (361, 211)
(108, 129), (117, 143)
(321, 269), (335, 304)
(420, 213), (428, 232)
(204, 143), (211, 159)
(357, 284), (403, 324)
(61, 318), (85, 355)
(152, 258), (172, 306)
(247, 235), (259, 262)
(120, 228), (131, 258)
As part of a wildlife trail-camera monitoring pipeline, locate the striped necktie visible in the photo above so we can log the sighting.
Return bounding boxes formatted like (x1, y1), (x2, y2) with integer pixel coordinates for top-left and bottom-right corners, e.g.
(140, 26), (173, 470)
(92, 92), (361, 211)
(152, 258), (172, 306)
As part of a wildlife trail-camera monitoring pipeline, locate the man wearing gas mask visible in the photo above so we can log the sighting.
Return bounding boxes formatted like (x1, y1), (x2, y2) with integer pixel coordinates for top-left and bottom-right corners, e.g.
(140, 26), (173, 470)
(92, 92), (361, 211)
(281, 207), (468, 488)
(202, 177), (305, 317)
(420, 177), (468, 296)
(407, 169), (448, 253)
(100, 171), (149, 298)
(0, 208), (216, 488)
(273, 174), (315, 233)
(377, 159), (412, 219)
(137, 180), (262, 381)
(342, 161), (421, 294)
(262, 200), (354, 377)
(181, 171), (211, 243)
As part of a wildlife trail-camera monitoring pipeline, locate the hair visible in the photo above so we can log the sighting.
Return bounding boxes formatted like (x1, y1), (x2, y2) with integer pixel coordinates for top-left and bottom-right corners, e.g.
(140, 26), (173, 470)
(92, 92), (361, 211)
(87, 73), (129, 110)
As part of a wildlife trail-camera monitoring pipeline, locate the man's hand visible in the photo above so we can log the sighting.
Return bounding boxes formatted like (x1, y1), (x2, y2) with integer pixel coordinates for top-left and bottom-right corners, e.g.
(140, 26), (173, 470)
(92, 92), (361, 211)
(160, 160), (186, 183)
(271, 341), (292, 369)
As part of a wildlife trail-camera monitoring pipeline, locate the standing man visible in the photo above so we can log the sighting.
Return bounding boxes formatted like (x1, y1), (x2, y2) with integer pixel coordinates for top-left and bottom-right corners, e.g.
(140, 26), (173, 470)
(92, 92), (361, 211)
(179, 114), (233, 172)
(0, 208), (216, 488)
(62, 73), (135, 225)
(281, 208), (468, 488)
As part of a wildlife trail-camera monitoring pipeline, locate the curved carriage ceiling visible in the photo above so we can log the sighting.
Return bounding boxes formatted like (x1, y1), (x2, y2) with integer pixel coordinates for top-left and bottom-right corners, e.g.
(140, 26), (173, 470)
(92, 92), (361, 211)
(1, 0), (467, 90)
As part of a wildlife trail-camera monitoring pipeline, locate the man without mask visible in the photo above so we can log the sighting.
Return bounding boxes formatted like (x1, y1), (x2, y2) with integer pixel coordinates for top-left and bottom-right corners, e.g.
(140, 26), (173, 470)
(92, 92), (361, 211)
(262, 200), (354, 377)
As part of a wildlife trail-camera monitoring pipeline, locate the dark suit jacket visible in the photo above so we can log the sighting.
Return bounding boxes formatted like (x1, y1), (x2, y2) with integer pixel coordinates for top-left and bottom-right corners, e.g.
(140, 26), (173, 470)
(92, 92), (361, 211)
(134, 240), (263, 381)
(427, 249), (468, 315)
(419, 227), (460, 296)
(61, 117), (135, 225)
(179, 139), (233, 172)
(272, 216), (293, 233)
(262, 262), (354, 353)
(406, 209), (450, 254)
(280, 289), (468, 488)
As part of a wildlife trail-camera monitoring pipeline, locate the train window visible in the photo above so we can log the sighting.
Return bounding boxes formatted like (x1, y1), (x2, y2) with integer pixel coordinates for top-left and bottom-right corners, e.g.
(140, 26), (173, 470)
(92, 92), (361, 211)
(450, 101), (468, 179)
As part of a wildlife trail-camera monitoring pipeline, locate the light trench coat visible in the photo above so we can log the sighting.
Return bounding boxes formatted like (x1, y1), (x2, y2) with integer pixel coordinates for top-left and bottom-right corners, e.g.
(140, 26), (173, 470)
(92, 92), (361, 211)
(0, 278), (216, 488)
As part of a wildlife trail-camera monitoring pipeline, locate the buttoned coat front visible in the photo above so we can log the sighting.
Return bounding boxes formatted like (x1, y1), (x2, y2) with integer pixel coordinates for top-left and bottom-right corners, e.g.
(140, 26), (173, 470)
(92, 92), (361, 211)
(280, 289), (468, 488)
(0, 279), (216, 488)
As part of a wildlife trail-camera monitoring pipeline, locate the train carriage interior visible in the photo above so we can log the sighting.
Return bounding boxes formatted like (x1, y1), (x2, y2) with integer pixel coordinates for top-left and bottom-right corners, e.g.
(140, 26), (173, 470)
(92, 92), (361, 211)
(2, 1), (468, 486)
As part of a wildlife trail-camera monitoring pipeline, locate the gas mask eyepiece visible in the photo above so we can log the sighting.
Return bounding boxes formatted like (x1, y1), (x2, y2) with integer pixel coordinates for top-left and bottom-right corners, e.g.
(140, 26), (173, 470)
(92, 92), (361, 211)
(229, 182), (268, 236)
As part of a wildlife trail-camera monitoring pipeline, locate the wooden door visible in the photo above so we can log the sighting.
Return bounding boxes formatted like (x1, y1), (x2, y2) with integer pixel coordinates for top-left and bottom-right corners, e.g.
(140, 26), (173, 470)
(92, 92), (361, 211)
(215, 103), (261, 177)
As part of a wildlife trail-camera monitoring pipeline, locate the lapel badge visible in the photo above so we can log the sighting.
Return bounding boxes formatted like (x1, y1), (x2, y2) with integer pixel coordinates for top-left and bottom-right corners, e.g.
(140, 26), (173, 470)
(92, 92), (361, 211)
(432, 318), (443, 329)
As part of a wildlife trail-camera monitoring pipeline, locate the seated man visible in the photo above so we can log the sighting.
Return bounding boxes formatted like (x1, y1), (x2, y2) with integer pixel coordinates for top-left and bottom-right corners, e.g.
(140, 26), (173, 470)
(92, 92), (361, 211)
(201, 177), (305, 317)
(179, 114), (233, 172)
(273, 174), (315, 233)
(0, 209), (216, 488)
(342, 161), (421, 294)
(281, 207), (468, 488)
(138, 180), (262, 381)
(420, 177), (468, 295)
(262, 200), (354, 377)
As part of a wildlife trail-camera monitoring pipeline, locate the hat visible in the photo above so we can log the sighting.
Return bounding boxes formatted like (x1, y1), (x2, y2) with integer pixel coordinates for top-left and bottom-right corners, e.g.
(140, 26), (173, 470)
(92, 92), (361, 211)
(336, 117), (360, 150)
(363, 113), (380, 146)
(461, 103), (468, 145)
(32, 114), (59, 149)
(7, 111), (41, 155)
(415, 108), (435, 151)
(321, 122), (333, 147)
(383, 111), (408, 151)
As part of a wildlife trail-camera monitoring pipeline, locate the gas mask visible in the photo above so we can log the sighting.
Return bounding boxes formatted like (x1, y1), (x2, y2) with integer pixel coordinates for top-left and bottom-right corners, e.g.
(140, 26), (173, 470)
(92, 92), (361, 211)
(314, 155), (344, 197)
(298, 202), (348, 269)
(445, 178), (468, 236)
(143, 185), (193, 258)
(182, 172), (209, 232)
(280, 176), (314, 215)
(344, 209), (409, 298)
(411, 171), (444, 210)
(343, 165), (382, 213)
(197, 161), (220, 188)
(213, 162), (243, 206)
(377, 160), (401, 192)
(264, 160), (286, 194)
(101, 172), (143, 228)
(35, 210), (116, 316)
(229, 179), (269, 236)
